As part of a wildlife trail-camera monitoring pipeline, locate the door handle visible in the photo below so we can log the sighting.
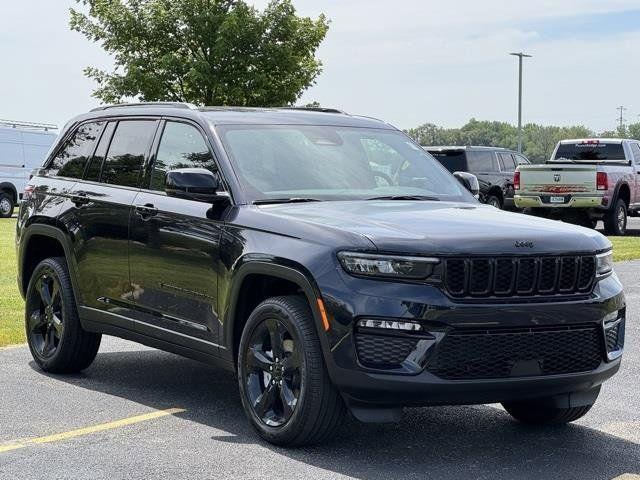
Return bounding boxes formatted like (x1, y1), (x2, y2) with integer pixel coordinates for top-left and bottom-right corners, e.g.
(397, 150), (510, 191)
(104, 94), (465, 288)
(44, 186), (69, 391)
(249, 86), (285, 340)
(135, 203), (158, 220)
(70, 192), (90, 206)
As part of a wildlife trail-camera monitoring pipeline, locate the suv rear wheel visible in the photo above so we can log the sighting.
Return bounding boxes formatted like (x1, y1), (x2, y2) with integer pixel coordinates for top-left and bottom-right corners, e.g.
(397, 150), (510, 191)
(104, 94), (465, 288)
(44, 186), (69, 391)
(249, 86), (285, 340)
(502, 399), (594, 425)
(25, 257), (101, 373)
(486, 194), (502, 209)
(237, 295), (346, 446)
(604, 198), (627, 236)
(0, 192), (14, 218)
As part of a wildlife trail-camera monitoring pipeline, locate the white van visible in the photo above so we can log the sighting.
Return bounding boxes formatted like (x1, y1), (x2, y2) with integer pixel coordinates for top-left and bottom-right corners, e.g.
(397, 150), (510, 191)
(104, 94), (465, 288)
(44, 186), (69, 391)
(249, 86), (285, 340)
(0, 120), (57, 217)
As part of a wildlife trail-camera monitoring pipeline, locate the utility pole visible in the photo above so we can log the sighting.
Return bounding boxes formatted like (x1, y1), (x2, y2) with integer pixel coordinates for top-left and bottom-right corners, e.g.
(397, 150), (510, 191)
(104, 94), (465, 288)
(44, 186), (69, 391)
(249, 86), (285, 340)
(617, 105), (627, 133)
(510, 52), (532, 153)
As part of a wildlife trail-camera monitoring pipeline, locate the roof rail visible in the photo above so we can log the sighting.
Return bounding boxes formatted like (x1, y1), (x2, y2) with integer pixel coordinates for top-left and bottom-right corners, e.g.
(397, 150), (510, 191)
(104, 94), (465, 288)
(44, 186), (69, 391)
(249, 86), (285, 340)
(0, 119), (58, 131)
(281, 106), (348, 115)
(90, 102), (197, 112)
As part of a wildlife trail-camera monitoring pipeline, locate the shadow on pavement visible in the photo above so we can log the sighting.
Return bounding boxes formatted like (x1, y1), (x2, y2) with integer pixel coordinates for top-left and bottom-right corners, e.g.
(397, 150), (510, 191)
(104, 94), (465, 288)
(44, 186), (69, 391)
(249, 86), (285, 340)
(31, 348), (640, 480)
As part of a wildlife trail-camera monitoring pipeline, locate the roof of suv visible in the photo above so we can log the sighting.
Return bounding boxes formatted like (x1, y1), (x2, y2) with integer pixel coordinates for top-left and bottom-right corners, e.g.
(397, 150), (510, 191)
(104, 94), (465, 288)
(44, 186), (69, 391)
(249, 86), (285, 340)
(424, 145), (511, 151)
(73, 104), (393, 130)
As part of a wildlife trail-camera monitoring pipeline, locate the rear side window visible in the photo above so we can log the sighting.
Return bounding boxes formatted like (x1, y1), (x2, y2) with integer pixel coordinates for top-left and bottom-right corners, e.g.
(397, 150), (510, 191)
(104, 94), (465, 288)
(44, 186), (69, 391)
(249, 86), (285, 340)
(50, 122), (104, 178)
(427, 150), (467, 173)
(497, 152), (516, 172)
(85, 122), (116, 182)
(101, 120), (157, 187)
(467, 151), (498, 172)
(149, 121), (216, 191)
(553, 142), (626, 161)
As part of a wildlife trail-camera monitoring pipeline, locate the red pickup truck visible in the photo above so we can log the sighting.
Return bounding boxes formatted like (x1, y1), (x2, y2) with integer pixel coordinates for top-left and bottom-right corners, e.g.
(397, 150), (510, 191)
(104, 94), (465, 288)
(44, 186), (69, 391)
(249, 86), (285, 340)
(514, 138), (640, 235)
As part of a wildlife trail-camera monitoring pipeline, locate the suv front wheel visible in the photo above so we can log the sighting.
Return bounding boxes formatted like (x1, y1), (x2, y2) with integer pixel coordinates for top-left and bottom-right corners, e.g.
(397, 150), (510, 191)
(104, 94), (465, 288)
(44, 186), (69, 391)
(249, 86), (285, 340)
(25, 257), (101, 373)
(237, 295), (346, 446)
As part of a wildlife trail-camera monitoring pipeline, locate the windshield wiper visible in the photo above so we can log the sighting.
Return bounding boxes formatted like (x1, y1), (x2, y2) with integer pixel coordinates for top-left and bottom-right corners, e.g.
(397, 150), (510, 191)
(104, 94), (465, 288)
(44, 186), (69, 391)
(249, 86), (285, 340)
(365, 195), (440, 201)
(253, 197), (322, 205)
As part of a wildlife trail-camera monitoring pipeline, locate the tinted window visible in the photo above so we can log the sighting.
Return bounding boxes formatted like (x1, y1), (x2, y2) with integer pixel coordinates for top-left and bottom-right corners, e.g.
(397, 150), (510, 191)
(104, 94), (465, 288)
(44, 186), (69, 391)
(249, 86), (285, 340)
(498, 152), (516, 172)
(50, 122), (104, 178)
(150, 122), (215, 191)
(553, 142), (626, 162)
(85, 122), (116, 182)
(101, 121), (156, 187)
(467, 150), (498, 171)
(427, 150), (467, 173)
(630, 143), (640, 164)
(514, 154), (529, 165)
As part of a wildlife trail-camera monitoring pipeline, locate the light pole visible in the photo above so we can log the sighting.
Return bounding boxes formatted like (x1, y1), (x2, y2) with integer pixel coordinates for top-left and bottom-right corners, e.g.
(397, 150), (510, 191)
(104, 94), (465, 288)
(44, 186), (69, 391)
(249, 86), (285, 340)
(510, 52), (532, 153)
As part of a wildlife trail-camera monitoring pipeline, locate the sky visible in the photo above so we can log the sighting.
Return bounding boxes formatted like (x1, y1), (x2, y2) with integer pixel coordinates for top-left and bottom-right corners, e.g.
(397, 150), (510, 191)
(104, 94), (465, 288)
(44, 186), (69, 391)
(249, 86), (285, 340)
(1, 0), (639, 132)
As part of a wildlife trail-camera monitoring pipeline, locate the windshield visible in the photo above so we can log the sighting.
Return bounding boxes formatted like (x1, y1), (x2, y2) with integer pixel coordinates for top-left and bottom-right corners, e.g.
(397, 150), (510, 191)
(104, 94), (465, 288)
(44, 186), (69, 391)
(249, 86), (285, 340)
(551, 142), (627, 162)
(216, 125), (473, 203)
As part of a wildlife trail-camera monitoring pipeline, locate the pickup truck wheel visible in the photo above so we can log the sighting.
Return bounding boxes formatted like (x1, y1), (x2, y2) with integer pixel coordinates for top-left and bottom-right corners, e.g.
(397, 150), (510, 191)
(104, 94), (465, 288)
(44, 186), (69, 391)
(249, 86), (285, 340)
(486, 195), (502, 209)
(237, 295), (346, 446)
(25, 257), (102, 373)
(0, 193), (14, 218)
(502, 399), (593, 425)
(604, 199), (627, 236)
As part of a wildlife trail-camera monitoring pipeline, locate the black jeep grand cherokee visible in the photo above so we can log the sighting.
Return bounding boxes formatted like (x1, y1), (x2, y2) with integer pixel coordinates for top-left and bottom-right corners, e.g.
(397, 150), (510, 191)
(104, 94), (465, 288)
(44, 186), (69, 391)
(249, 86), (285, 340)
(17, 103), (625, 446)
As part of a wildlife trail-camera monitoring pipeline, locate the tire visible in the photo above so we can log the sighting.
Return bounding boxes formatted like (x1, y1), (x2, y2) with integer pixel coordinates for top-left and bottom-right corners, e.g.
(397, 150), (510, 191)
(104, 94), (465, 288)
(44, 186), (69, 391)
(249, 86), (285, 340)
(237, 295), (346, 446)
(604, 198), (627, 236)
(502, 399), (593, 425)
(0, 192), (14, 218)
(25, 257), (101, 373)
(486, 194), (502, 209)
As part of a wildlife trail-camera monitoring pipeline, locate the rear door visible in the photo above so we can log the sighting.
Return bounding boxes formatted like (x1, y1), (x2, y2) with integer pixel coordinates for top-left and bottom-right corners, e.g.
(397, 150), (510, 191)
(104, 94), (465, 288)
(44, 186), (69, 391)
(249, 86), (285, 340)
(62, 118), (159, 313)
(466, 150), (500, 199)
(629, 142), (640, 206)
(497, 152), (517, 204)
(128, 119), (224, 350)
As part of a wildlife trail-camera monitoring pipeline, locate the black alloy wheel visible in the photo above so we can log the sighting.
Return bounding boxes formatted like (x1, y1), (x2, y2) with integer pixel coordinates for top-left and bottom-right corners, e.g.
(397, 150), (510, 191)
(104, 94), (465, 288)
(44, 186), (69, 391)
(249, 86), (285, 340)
(243, 317), (302, 427)
(27, 268), (64, 359)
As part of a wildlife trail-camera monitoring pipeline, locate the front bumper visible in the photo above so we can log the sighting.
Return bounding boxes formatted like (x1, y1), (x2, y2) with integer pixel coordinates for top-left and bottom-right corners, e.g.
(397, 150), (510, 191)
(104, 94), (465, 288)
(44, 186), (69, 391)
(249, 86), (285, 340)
(514, 194), (604, 209)
(320, 271), (625, 408)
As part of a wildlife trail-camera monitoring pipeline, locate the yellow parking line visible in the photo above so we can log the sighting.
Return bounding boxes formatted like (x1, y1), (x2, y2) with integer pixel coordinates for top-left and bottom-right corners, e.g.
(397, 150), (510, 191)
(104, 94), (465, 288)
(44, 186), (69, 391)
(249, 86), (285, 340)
(0, 407), (185, 453)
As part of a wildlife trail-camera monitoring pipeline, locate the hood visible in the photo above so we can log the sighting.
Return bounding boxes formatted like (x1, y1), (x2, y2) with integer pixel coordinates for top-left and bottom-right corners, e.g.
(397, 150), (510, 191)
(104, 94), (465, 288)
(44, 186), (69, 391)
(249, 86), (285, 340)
(247, 200), (610, 256)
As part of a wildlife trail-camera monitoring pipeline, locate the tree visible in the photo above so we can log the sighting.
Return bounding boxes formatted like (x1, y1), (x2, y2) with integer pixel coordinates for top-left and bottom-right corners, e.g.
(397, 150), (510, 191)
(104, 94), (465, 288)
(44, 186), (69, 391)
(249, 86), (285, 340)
(70, 0), (329, 106)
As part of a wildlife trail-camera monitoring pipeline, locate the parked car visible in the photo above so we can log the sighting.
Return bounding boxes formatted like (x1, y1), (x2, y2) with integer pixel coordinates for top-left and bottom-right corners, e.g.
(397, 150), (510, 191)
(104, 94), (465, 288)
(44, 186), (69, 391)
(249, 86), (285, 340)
(0, 120), (57, 217)
(424, 145), (530, 209)
(515, 138), (640, 235)
(17, 104), (624, 447)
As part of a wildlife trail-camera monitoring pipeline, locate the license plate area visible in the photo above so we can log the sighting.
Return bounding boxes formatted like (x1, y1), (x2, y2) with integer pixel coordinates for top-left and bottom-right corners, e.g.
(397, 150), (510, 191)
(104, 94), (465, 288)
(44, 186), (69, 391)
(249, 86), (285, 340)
(550, 196), (566, 203)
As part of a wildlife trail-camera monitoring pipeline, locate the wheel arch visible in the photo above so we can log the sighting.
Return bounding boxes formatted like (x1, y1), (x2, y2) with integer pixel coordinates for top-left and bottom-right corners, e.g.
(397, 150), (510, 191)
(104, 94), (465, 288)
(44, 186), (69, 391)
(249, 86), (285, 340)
(223, 260), (328, 366)
(0, 182), (18, 203)
(19, 224), (79, 302)
(613, 181), (631, 207)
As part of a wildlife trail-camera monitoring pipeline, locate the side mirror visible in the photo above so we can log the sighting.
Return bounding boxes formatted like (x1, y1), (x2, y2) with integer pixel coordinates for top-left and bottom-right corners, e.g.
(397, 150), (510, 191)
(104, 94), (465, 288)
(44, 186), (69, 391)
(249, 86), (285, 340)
(165, 168), (226, 203)
(453, 171), (480, 198)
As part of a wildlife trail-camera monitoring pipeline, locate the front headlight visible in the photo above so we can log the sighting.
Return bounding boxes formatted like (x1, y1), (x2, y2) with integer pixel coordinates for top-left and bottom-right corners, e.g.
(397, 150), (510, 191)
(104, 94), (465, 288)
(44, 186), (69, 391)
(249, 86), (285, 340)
(337, 252), (439, 280)
(596, 249), (613, 277)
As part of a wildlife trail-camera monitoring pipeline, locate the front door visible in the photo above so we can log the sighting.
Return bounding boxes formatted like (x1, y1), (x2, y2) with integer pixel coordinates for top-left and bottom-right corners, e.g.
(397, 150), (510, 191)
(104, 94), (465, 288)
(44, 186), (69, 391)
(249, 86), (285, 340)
(128, 120), (224, 350)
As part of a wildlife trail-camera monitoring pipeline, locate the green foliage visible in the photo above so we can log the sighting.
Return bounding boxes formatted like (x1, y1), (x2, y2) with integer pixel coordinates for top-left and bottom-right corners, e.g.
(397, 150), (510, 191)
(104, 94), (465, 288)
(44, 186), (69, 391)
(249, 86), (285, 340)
(70, 0), (329, 106)
(406, 119), (621, 163)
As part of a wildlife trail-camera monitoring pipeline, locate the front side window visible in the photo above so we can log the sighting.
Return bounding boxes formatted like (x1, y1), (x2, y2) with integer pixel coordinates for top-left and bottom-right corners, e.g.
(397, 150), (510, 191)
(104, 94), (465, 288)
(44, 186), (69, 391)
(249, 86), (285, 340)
(50, 121), (104, 178)
(630, 143), (640, 164)
(498, 153), (516, 172)
(150, 122), (216, 191)
(101, 120), (157, 187)
(216, 124), (472, 203)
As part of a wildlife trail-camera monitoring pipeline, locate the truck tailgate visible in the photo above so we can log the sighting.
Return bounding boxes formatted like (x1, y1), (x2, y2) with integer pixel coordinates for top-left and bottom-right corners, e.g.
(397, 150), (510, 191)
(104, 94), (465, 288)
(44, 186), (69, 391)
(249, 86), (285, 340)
(518, 164), (597, 195)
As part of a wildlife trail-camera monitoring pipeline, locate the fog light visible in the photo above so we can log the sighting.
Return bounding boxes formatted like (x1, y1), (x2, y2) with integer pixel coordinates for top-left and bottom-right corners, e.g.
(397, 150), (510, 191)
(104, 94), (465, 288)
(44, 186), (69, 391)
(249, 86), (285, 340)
(357, 319), (422, 332)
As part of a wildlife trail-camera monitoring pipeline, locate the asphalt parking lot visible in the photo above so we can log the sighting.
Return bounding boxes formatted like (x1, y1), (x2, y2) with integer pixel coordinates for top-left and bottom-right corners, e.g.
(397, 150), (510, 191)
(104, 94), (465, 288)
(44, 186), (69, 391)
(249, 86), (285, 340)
(0, 263), (638, 480)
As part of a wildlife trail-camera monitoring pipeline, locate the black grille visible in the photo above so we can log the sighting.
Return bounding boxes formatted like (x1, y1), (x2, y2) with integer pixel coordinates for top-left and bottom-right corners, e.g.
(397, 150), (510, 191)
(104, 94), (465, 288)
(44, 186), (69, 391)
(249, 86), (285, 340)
(443, 255), (596, 299)
(355, 333), (418, 368)
(426, 325), (603, 380)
